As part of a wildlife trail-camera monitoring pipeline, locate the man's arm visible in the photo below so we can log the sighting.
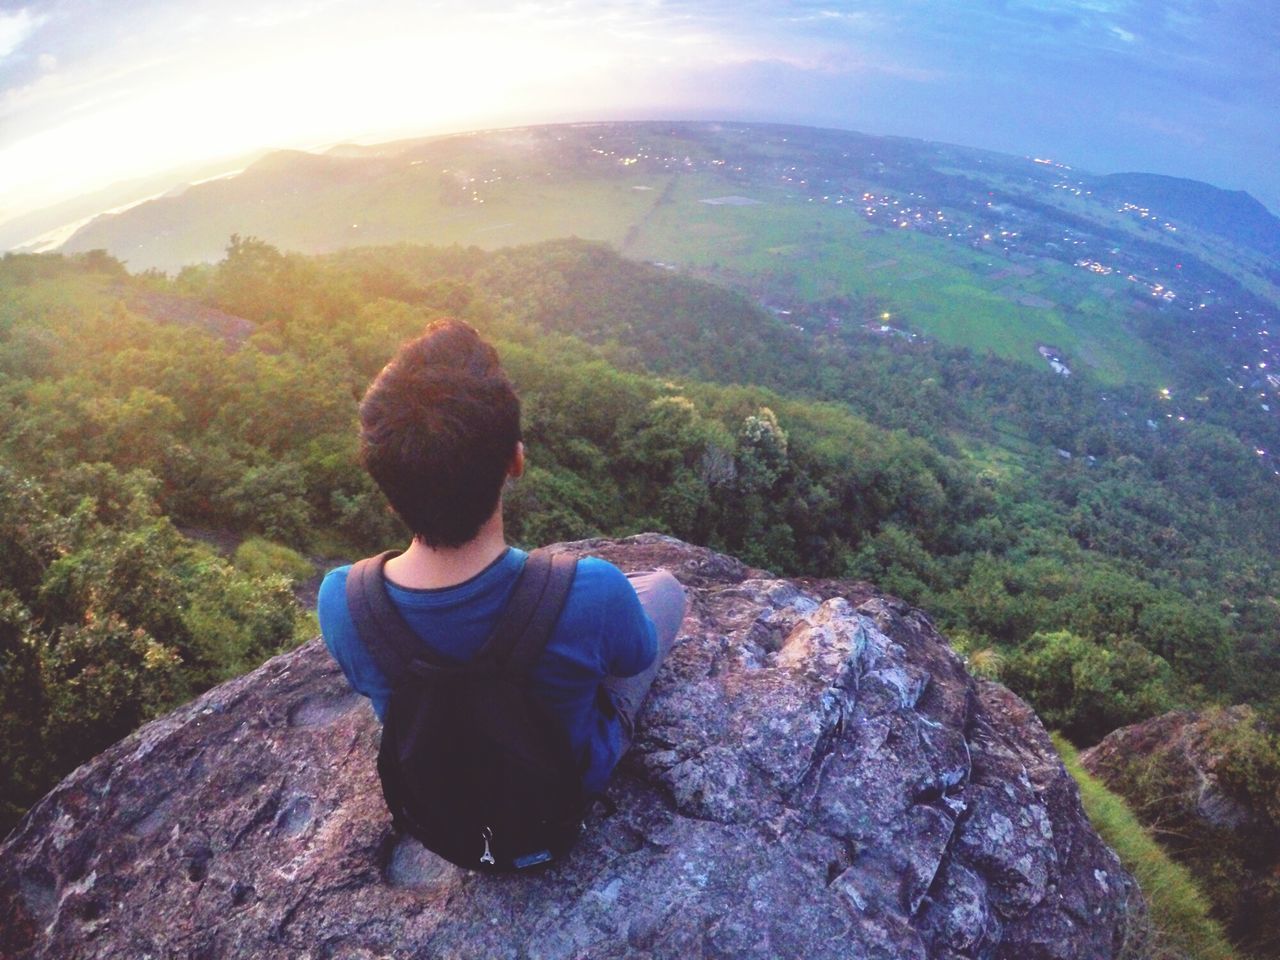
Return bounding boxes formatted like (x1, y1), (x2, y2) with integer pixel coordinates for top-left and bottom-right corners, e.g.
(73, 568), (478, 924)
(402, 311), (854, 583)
(317, 566), (393, 720)
(600, 564), (659, 679)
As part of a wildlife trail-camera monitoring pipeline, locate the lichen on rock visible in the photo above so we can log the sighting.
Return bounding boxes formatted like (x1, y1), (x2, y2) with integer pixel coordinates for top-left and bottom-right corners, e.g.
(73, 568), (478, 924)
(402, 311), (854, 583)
(0, 534), (1144, 959)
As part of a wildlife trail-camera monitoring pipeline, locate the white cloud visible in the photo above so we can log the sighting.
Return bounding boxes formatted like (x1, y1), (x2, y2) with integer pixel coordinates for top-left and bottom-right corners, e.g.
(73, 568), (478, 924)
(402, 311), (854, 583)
(0, 8), (44, 60)
(37, 51), (55, 71)
(786, 10), (877, 26)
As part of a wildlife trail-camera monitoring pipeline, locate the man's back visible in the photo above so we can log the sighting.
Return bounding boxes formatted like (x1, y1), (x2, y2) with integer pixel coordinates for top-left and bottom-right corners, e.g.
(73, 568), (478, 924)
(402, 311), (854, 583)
(318, 546), (656, 795)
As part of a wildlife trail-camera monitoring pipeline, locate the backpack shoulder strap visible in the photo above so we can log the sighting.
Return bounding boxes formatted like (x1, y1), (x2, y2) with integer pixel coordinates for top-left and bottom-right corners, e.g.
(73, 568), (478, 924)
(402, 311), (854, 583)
(347, 547), (577, 682)
(476, 549), (578, 677)
(346, 550), (451, 682)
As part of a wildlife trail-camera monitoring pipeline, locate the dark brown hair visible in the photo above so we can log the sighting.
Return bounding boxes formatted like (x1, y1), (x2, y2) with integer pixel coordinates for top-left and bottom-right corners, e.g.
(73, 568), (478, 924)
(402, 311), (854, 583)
(359, 319), (520, 548)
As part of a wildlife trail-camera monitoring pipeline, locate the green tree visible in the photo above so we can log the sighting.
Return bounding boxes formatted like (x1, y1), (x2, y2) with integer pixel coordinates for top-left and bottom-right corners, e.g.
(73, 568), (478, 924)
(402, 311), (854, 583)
(38, 613), (182, 771)
(1003, 630), (1176, 744)
(222, 461), (315, 547)
(0, 590), (46, 826)
(736, 407), (788, 493)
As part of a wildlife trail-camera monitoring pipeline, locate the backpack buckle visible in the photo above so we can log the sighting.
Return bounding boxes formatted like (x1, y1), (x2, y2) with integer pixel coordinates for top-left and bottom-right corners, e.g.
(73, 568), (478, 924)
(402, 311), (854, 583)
(480, 826), (496, 866)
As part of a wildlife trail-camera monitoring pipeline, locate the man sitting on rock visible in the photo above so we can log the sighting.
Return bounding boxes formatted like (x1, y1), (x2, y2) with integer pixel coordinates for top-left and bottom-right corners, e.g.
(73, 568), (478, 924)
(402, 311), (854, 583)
(317, 318), (687, 804)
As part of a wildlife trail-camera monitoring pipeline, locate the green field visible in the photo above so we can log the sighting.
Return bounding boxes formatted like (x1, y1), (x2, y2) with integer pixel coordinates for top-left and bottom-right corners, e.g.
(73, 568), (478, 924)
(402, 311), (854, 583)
(620, 172), (1171, 383)
(101, 162), (1176, 383)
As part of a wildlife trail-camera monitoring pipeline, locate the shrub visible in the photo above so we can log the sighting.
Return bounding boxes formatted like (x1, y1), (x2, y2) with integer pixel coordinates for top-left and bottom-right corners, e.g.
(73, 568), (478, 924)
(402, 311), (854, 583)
(180, 557), (307, 689)
(233, 537), (314, 583)
(1003, 630), (1176, 745)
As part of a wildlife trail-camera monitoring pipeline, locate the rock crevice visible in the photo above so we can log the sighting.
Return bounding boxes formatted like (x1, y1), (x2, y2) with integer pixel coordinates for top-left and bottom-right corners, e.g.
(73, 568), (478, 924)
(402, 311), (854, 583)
(1, 534), (1144, 959)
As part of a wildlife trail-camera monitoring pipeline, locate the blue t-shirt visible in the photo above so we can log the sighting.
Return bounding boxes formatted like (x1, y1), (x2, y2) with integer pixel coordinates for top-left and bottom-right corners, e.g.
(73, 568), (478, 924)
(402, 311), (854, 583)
(317, 547), (657, 796)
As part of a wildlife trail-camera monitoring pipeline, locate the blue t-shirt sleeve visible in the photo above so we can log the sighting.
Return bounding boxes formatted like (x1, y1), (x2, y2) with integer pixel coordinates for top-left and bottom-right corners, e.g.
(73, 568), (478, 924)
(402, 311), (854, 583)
(317, 565), (392, 720)
(593, 560), (658, 679)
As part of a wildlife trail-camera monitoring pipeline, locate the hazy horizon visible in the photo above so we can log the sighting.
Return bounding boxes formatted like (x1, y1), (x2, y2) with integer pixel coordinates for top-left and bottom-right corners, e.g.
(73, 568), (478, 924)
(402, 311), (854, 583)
(2, 0), (1278, 228)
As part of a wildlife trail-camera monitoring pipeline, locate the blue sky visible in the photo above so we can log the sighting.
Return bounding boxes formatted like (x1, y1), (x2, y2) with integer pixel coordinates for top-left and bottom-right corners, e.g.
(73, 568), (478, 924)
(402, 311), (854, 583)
(1, 0), (1277, 224)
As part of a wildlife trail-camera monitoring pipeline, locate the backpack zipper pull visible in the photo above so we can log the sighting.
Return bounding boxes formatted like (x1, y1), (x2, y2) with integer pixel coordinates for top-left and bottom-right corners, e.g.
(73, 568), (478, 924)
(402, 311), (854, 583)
(480, 826), (496, 866)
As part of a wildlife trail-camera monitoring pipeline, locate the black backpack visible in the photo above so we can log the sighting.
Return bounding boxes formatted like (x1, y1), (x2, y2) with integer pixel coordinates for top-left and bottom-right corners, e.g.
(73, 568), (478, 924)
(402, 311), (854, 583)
(346, 547), (585, 872)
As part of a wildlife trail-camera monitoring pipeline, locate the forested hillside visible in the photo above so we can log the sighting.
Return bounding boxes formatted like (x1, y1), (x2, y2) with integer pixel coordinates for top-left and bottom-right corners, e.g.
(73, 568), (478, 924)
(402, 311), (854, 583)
(1, 241), (1278, 839)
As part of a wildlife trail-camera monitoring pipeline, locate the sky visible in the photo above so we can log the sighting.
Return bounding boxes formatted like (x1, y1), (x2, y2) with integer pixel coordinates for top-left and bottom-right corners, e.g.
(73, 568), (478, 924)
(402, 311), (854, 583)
(1, 0), (1278, 228)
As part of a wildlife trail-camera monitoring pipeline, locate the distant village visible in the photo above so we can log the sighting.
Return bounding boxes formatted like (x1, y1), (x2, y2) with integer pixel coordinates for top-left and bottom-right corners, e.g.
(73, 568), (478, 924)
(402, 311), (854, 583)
(526, 128), (1278, 439)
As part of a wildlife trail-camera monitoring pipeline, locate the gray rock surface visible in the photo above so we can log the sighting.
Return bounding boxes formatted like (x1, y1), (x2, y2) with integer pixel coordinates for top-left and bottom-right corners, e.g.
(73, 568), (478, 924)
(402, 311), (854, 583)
(1082, 705), (1279, 957)
(0, 534), (1144, 959)
(1081, 706), (1265, 834)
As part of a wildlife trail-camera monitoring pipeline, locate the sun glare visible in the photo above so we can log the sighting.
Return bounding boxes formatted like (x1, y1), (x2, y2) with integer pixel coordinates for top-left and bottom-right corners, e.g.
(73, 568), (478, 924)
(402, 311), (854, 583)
(0, 6), (692, 220)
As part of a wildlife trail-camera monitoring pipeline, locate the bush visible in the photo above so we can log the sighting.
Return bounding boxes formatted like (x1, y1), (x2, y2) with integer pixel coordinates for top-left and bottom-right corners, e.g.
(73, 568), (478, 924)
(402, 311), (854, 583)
(222, 461), (314, 546)
(39, 613), (182, 773)
(233, 537), (314, 582)
(1204, 713), (1280, 957)
(0, 590), (46, 828)
(506, 465), (607, 546)
(1003, 630), (1176, 745)
(180, 557), (307, 689)
(1212, 714), (1280, 826)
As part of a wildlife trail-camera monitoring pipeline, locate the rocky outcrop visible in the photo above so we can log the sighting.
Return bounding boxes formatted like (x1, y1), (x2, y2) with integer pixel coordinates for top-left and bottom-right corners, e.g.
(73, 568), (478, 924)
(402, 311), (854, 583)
(121, 287), (255, 345)
(0, 535), (1143, 959)
(1082, 705), (1280, 958)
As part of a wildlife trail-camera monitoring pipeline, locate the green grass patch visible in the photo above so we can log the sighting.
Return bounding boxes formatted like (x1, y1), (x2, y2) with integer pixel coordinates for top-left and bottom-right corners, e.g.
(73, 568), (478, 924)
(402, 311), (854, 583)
(1053, 734), (1238, 960)
(954, 431), (1034, 480)
(233, 537), (314, 582)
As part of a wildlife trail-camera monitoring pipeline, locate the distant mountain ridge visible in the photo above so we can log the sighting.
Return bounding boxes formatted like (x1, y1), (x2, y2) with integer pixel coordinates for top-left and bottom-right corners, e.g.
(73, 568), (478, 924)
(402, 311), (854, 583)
(0, 151), (265, 253)
(1093, 172), (1280, 259)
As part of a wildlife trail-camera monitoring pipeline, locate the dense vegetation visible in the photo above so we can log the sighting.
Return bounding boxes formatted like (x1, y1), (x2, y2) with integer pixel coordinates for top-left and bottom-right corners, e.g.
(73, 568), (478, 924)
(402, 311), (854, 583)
(328, 240), (1280, 728)
(1, 241), (1277, 896)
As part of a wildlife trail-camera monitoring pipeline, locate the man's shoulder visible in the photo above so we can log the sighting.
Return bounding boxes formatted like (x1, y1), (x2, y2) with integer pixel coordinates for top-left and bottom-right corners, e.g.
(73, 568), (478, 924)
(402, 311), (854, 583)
(320, 563), (354, 587)
(562, 555), (636, 606)
(568, 554), (628, 584)
(317, 564), (354, 615)
(316, 551), (634, 623)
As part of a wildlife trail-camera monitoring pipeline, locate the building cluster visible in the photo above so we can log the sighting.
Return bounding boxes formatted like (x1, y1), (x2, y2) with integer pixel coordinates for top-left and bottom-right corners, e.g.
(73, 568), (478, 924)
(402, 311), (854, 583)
(1117, 201), (1178, 233)
(1037, 345), (1072, 377)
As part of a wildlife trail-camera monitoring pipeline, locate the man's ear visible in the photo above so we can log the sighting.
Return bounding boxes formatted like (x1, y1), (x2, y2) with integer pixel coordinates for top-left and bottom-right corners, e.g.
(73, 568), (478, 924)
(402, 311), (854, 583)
(509, 441), (525, 479)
